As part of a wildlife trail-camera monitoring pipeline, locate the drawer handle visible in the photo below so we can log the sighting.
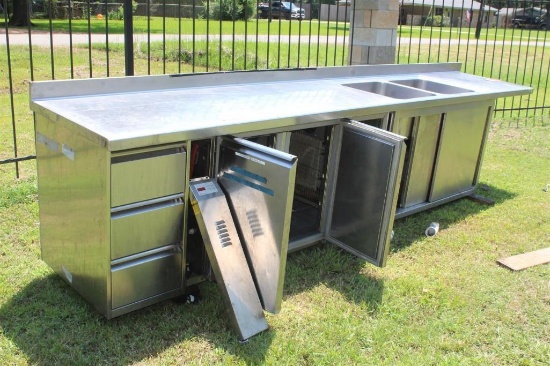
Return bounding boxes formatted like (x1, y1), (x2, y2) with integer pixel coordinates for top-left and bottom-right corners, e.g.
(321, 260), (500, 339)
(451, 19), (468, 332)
(111, 244), (182, 268)
(111, 194), (184, 215)
(111, 147), (184, 164)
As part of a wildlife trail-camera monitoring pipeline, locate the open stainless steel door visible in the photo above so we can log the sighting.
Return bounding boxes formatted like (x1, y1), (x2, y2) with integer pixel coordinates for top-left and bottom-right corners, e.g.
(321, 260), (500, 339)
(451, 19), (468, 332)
(189, 179), (268, 341)
(327, 120), (406, 267)
(217, 137), (297, 314)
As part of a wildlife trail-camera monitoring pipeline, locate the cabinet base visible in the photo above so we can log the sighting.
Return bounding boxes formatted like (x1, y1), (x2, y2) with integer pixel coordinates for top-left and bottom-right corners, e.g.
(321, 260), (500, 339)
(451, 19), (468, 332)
(394, 188), (476, 220)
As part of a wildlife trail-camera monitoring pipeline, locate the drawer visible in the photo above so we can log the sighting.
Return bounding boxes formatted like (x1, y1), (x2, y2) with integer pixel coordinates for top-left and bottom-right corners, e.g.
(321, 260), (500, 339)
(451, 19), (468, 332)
(111, 198), (184, 260)
(111, 249), (183, 309)
(111, 147), (186, 207)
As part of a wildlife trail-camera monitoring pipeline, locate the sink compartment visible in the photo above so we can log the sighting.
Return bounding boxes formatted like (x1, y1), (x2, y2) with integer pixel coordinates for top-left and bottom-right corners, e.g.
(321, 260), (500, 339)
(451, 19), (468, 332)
(343, 81), (436, 99)
(390, 79), (473, 94)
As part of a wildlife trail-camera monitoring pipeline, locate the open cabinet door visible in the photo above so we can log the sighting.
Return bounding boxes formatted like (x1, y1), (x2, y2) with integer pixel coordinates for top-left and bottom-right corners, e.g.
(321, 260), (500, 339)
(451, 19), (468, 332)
(218, 137), (297, 314)
(327, 120), (406, 267)
(189, 179), (268, 341)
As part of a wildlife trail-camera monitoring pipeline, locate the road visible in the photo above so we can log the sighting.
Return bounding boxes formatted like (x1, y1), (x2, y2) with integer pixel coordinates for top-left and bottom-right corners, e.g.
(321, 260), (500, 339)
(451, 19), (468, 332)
(5, 32), (344, 46)
(1, 29), (548, 47)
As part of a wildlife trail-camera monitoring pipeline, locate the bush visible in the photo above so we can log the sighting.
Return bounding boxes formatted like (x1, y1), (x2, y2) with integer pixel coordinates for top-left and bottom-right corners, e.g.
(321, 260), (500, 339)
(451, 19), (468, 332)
(422, 15), (451, 27)
(108, 1), (137, 20)
(108, 5), (124, 20)
(203, 0), (256, 21)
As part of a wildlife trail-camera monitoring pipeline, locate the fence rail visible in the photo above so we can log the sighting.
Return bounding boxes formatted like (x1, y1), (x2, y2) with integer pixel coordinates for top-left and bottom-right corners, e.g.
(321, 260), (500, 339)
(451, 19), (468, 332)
(1, 0), (548, 177)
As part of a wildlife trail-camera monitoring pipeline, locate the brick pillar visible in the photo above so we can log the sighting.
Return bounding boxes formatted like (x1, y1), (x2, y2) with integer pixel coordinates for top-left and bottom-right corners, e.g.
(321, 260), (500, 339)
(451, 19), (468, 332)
(349, 0), (399, 65)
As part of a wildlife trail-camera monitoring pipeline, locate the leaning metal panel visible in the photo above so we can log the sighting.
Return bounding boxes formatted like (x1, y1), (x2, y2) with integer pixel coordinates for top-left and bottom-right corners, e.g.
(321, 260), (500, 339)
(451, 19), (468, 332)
(189, 179), (268, 341)
(218, 137), (297, 314)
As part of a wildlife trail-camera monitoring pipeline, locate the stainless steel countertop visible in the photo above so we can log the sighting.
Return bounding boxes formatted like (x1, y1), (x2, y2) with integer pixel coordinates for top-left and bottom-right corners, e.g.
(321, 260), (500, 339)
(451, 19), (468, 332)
(30, 63), (532, 151)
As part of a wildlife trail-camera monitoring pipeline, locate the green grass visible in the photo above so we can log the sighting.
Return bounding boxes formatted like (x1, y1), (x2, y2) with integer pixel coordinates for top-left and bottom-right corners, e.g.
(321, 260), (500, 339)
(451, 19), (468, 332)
(0, 120), (548, 364)
(400, 24), (550, 43)
(29, 17), (350, 37)
(27, 18), (548, 44)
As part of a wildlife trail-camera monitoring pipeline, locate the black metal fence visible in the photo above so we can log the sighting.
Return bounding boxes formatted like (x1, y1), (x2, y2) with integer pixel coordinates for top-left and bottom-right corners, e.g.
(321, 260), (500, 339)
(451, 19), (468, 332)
(396, 0), (549, 119)
(1, 0), (548, 177)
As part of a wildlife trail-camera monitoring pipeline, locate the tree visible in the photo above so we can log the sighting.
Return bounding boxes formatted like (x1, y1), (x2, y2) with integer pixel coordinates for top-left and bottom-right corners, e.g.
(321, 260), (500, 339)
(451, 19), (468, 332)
(203, 0), (256, 21)
(8, 0), (31, 27)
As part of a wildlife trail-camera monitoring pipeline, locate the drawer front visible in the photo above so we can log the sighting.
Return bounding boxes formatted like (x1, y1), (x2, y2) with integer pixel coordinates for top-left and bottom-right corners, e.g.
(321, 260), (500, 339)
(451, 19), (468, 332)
(111, 200), (184, 260)
(111, 250), (182, 309)
(111, 150), (186, 207)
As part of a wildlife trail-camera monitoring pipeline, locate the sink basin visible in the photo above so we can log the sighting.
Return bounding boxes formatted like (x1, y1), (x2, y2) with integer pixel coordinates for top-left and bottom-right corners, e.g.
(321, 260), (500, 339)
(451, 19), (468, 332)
(342, 81), (436, 99)
(390, 79), (473, 94)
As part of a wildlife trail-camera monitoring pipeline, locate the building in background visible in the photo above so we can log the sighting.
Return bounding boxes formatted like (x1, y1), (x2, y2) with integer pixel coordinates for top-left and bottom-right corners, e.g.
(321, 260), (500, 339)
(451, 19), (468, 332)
(399, 0), (497, 28)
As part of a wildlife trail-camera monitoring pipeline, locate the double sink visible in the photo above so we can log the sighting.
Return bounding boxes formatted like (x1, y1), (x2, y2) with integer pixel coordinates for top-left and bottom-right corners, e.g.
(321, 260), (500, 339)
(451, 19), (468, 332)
(343, 78), (473, 99)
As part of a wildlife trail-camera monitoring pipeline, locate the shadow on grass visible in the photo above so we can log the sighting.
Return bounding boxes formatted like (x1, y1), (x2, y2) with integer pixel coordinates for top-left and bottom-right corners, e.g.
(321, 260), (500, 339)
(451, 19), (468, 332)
(281, 184), (515, 310)
(1, 186), (513, 363)
(0, 274), (273, 364)
(284, 244), (384, 311)
(0, 248), (382, 364)
(391, 184), (516, 252)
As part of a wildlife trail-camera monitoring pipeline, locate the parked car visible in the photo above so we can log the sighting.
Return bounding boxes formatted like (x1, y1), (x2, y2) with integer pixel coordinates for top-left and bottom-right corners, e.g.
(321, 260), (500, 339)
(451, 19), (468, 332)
(512, 11), (547, 30)
(258, 1), (305, 20)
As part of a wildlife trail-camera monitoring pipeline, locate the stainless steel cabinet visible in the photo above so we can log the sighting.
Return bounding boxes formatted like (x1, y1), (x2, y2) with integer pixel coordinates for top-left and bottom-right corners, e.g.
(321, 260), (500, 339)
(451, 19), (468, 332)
(35, 115), (188, 319)
(30, 64), (531, 341)
(390, 101), (494, 218)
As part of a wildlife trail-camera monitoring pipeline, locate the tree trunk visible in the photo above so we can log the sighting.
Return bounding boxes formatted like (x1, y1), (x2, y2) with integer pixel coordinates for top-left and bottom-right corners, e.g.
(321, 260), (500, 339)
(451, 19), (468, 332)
(8, 0), (31, 27)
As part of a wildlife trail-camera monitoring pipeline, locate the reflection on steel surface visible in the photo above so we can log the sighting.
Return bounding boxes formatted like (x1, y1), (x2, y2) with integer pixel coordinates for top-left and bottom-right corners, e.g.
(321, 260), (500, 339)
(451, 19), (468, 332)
(190, 179), (268, 341)
(218, 137), (297, 314)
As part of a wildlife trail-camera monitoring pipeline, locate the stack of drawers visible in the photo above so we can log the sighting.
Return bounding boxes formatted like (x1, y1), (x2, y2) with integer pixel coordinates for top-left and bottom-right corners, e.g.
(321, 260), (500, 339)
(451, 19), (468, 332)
(109, 145), (187, 310)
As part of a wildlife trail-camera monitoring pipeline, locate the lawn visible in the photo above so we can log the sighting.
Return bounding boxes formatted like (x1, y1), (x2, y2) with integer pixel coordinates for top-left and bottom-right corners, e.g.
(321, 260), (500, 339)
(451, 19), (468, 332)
(30, 17), (350, 37)
(0, 117), (548, 364)
(400, 23), (549, 43)
(28, 17), (549, 44)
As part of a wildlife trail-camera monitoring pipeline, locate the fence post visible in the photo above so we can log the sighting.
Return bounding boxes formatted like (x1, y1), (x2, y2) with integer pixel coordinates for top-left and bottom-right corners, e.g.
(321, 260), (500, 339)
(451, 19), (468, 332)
(475, 0), (485, 39)
(349, 0), (399, 65)
(124, 0), (134, 76)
